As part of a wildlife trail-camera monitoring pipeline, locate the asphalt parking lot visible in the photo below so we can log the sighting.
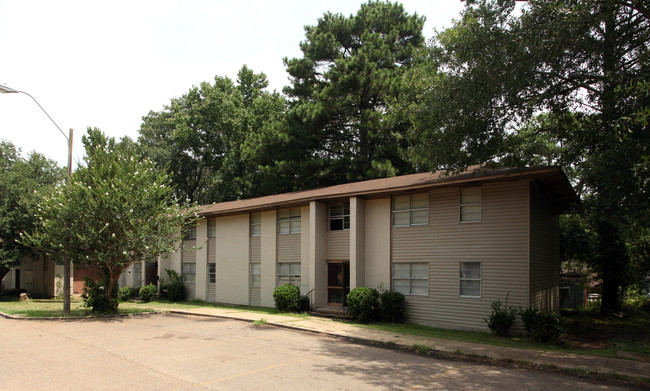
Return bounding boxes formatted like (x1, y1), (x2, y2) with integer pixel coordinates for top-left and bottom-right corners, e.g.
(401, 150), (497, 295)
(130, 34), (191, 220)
(0, 314), (630, 390)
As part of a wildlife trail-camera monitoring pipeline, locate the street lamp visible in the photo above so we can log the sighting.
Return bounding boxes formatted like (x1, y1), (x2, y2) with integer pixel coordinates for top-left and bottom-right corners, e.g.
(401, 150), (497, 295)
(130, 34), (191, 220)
(0, 84), (73, 315)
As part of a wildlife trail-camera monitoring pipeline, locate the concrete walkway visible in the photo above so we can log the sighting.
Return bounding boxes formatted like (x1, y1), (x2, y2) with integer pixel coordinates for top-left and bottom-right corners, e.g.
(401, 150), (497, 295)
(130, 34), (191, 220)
(161, 306), (649, 380)
(3, 305), (648, 380)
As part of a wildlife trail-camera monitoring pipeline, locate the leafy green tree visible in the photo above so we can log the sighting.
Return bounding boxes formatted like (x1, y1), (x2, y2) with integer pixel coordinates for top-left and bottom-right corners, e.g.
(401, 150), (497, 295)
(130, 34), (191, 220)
(22, 129), (198, 309)
(0, 142), (63, 291)
(281, 1), (426, 186)
(400, 0), (649, 313)
(139, 66), (286, 204)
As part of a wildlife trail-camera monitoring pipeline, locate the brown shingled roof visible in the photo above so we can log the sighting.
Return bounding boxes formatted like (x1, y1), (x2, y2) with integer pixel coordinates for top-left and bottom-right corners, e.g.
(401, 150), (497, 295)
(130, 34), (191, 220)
(199, 165), (578, 217)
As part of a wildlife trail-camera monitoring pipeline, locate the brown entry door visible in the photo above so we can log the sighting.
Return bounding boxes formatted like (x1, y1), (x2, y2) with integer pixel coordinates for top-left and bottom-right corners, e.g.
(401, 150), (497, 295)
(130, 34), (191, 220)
(327, 261), (350, 306)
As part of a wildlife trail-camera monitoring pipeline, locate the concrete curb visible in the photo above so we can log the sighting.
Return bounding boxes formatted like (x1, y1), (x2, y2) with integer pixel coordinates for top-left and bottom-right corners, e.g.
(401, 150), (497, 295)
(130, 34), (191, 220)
(0, 310), (163, 321)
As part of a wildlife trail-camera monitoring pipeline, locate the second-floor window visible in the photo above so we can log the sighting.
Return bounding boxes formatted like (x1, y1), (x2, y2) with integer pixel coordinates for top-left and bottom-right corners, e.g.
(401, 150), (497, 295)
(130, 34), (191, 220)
(251, 213), (261, 237)
(392, 193), (429, 227)
(184, 226), (197, 240)
(278, 208), (301, 234)
(329, 202), (350, 231)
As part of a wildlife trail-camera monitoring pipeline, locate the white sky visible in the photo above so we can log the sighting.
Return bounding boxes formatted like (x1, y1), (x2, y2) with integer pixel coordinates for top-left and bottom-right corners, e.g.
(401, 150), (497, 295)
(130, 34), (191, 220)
(0, 0), (465, 168)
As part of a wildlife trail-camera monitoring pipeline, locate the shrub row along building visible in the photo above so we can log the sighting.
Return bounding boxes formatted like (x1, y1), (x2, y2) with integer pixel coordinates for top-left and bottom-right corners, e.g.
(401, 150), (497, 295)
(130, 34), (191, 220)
(1, 165), (577, 331)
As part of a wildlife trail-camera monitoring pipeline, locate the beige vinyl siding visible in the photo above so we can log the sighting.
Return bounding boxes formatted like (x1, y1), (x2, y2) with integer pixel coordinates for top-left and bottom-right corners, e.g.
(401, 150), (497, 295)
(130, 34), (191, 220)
(250, 287), (261, 306)
(277, 234), (300, 262)
(250, 236), (261, 262)
(250, 235), (262, 306)
(207, 238), (216, 263)
(327, 230), (350, 259)
(529, 186), (560, 311)
(392, 181), (530, 331)
(207, 284), (216, 302)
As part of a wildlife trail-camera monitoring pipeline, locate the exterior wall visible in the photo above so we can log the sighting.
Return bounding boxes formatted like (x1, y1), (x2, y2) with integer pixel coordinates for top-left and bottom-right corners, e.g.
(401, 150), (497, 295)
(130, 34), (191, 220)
(326, 230), (350, 260)
(392, 180), (531, 331)
(2, 254), (58, 297)
(309, 201), (328, 307)
(300, 205), (311, 295)
(249, 234), (261, 306)
(529, 185), (560, 311)
(277, 234), (301, 262)
(207, 218), (217, 302)
(260, 210), (277, 307)
(364, 198), (391, 290)
(350, 197), (365, 289)
(158, 245), (182, 284)
(182, 239), (197, 300)
(214, 214), (249, 305)
(195, 218), (209, 301)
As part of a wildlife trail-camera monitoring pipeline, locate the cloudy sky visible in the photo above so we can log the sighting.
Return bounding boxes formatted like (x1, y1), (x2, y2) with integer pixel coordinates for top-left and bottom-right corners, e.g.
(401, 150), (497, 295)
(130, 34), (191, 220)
(0, 1), (465, 168)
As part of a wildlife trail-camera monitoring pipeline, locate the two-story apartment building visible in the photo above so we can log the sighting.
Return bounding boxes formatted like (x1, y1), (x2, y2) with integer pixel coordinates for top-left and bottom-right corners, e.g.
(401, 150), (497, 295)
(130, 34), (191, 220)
(160, 165), (577, 331)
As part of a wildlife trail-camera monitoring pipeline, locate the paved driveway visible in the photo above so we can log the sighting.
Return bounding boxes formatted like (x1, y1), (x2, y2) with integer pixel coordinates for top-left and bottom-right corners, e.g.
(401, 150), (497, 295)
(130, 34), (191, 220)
(0, 314), (628, 390)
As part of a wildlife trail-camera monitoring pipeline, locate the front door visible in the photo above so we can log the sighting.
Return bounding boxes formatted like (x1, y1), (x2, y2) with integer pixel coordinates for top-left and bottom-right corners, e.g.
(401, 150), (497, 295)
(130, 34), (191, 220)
(327, 261), (349, 306)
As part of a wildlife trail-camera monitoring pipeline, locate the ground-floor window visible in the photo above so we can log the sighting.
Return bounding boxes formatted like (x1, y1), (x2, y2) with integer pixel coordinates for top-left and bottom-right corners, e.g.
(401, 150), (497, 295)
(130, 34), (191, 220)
(208, 262), (216, 284)
(392, 262), (428, 296)
(278, 262), (300, 286)
(182, 263), (196, 284)
(459, 262), (481, 297)
(251, 263), (261, 287)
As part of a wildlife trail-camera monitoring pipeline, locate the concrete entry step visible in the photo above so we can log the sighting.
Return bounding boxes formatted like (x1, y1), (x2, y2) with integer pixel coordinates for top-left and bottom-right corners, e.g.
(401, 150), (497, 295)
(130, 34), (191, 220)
(309, 306), (353, 320)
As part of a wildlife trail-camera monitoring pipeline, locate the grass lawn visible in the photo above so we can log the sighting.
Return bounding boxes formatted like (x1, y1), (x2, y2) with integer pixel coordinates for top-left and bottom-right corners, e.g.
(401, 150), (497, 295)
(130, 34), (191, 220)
(0, 296), (154, 318)
(357, 309), (650, 361)
(119, 299), (309, 318)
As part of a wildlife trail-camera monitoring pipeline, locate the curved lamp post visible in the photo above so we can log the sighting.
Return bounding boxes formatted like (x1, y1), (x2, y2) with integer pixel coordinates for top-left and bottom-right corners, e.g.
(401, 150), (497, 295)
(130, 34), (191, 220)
(0, 84), (73, 315)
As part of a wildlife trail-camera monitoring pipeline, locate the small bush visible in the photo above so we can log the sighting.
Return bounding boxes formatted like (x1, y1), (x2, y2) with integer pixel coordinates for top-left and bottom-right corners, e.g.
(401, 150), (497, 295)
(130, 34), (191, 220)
(520, 307), (561, 343)
(139, 283), (157, 303)
(346, 287), (379, 322)
(485, 294), (516, 337)
(273, 284), (301, 312)
(81, 277), (118, 314)
(379, 291), (406, 323)
(118, 287), (137, 302)
(159, 269), (186, 302)
(299, 294), (310, 312)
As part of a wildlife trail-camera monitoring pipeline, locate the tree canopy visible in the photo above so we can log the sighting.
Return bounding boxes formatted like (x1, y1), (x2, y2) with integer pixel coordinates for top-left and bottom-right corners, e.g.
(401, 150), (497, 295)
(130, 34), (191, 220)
(138, 65), (286, 204)
(399, 0), (649, 312)
(22, 129), (199, 309)
(280, 0), (426, 186)
(0, 141), (63, 289)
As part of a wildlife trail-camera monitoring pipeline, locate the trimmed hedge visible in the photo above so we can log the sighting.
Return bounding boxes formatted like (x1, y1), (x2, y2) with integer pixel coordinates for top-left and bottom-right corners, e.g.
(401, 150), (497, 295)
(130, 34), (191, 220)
(346, 287), (380, 322)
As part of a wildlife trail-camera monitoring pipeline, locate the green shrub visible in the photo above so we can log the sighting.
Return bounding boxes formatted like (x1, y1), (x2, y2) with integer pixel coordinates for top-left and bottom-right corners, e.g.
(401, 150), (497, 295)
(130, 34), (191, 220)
(273, 284), (301, 312)
(81, 277), (118, 314)
(299, 294), (310, 312)
(520, 307), (561, 343)
(159, 269), (186, 302)
(139, 283), (157, 303)
(118, 287), (137, 302)
(346, 287), (379, 322)
(379, 291), (406, 323)
(485, 294), (516, 337)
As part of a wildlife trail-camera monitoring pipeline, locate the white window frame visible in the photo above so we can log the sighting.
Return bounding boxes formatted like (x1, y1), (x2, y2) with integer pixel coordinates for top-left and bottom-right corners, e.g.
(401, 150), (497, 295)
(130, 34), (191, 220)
(185, 226), (197, 240)
(208, 262), (216, 284)
(459, 262), (481, 298)
(392, 193), (429, 227)
(460, 187), (482, 223)
(392, 262), (429, 296)
(182, 263), (196, 284)
(277, 262), (301, 286)
(278, 208), (301, 234)
(251, 212), (261, 237)
(208, 219), (216, 238)
(329, 202), (350, 231)
(250, 263), (261, 288)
